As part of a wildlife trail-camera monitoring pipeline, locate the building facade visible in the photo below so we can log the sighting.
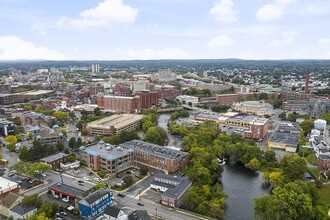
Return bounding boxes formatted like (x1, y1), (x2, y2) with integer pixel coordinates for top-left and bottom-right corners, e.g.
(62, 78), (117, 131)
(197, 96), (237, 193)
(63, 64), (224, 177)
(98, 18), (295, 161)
(0, 119), (15, 136)
(97, 95), (141, 113)
(40, 152), (69, 170)
(85, 114), (143, 136)
(78, 189), (113, 219)
(80, 141), (134, 174)
(232, 101), (274, 116)
(120, 140), (189, 173)
(135, 90), (158, 109)
(33, 125), (65, 145)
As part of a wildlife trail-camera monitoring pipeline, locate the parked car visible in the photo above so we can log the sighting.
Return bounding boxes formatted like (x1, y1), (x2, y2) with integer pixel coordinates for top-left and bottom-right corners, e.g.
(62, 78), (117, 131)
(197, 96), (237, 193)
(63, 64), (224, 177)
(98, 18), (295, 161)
(7, 172), (15, 177)
(135, 174), (141, 179)
(116, 174), (122, 178)
(53, 195), (60, 199)
(83, 177), (90, 181)
(60, 211), (67, 216)
(118, 193), (125, 198)
(62, 197), (69, 203)
(94, 178), (101, 182)
(137, 202), (144, 206)
(78, 180), (84, 186)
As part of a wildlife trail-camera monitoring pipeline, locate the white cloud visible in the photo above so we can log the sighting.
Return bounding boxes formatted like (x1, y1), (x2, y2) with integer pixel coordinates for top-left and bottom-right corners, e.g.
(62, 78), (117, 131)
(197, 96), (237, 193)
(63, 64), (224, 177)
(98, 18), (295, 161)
(113, 47), (189, 60)
(256, 0), (296, 22)
(275, 0), (296, 5)
(0, 36), (66, 60)
(207, 35), (234, 49)
(31, 24), (48, 35)
(268, 31), (296, 47)
(256, 4), (283, 21)
(319, 38), (330, 44)
(209, 0), (238, 24)
(57, 0), (138, 30)
(307, 5), (327, 15)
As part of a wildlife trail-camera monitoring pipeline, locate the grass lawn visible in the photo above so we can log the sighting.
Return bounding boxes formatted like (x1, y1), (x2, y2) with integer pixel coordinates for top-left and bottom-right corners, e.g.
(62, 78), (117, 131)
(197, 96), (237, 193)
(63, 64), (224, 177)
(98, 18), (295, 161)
(308, 167), (327, 182)
(317, 184), (330, 208)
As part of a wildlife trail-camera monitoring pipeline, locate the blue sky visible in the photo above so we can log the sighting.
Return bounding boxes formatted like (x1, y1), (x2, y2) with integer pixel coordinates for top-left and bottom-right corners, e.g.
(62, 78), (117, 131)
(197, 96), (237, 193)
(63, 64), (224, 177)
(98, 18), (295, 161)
(1, 0), (330, 60)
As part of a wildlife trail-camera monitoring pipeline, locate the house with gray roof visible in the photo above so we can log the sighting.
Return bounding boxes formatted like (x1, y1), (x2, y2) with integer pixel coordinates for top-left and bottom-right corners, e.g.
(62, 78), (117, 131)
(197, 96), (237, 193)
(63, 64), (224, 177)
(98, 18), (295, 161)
(9, 205), (37, 219)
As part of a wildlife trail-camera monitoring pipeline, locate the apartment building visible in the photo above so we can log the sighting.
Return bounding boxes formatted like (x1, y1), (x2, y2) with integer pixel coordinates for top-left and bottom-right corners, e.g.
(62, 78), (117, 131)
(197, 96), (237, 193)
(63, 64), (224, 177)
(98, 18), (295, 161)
(0, 119), (15, 136)
(232, 101), (274, 116)
(135, 90), (158, 108)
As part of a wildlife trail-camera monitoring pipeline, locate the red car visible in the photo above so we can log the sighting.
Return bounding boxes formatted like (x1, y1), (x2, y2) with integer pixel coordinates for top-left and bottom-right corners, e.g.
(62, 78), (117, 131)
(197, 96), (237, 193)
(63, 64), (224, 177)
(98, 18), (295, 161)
(135, 174), (141, 178)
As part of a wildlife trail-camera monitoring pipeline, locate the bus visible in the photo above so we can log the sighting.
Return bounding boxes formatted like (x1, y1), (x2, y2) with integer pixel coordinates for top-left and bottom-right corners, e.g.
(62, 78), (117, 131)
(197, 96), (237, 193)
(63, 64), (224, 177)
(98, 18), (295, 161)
(0, 158), (8, 165)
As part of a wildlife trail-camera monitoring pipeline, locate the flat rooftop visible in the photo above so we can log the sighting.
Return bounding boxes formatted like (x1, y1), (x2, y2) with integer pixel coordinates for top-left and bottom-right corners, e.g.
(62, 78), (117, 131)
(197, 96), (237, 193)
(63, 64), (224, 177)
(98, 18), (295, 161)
(0, 177), (19, 192)
(86, 114), (143, 130)
(19, 90), (53, 95)
(269, 132), (300, 146)
(40, 152), (69, 163)
(83, 141), (132, 161)
(103, 95), (137, 99)
(49, 182), (84, 197)
(121, 140), (188, 160)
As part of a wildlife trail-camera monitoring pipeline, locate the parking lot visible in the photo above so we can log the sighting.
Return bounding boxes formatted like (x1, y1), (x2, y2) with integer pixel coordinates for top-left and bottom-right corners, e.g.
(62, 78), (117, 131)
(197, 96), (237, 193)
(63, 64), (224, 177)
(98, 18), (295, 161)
(142, 188), (162, 204)
(0, 170), (36, 190)
(103, 168), (142, 189)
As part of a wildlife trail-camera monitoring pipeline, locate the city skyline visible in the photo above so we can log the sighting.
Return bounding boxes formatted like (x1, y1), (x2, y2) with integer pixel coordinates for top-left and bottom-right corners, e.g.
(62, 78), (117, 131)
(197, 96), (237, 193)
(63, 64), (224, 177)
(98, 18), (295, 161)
(1, 0), (330, 60)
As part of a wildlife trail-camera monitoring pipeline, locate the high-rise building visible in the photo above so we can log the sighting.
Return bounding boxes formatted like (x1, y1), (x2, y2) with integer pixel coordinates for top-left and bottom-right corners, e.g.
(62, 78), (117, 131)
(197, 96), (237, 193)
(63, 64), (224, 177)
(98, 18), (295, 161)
(91, 64), (100, 73)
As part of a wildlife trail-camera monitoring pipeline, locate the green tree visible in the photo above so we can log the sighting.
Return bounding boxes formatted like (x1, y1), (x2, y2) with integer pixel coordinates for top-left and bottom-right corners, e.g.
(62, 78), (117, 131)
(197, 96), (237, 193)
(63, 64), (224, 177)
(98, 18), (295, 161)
(245, 158), (261, 171)
(19, 146), (29, 161)
(139, 165), (149, 176)
(14, 125), (24, 135)
(25, 163), (51, 180)
(15, 134), (23, 142)
(76, 137), (82, 148)
(254, 181), (325, 220)
(69, 111), (76, 120)
(56, 143), (64, 152)
(27, 132), (34, 139)
(281, 155), (307, 182)
(269, 172), (284, 187)
(264, 150), (277, 162)
(22, 194), (43, 208)
(24, 104), (33, 110)
(52, 111), (68, 121)
(323, 112), (330, 122)
(76, 120), (84, 131)
(94, 182), (106, 190)
(123, 176), (134, 186)
(278, 112), (286, 120)
(145, 126), (168, 146)
(259, 93), (268, 100)
(5, 135), (17, 144)
(300, 119), (314, 135)
(69, 137), (76, 148)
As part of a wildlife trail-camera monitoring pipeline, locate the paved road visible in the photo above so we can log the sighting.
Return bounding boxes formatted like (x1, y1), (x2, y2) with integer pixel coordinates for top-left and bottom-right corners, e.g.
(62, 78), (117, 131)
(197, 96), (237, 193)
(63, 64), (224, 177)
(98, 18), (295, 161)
(115, 195), (200, 220)
(324, 125), (330, 146)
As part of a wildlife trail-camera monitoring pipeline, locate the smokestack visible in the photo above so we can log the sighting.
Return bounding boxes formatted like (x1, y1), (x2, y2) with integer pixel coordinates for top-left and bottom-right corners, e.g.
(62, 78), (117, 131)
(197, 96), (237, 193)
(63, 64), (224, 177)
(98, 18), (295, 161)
(305, 70), (310, 94)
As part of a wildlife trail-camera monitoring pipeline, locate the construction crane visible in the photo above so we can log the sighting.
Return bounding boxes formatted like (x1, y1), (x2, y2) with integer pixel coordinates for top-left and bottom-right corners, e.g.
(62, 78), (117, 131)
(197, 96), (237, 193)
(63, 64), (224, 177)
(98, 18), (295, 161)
(266, 140), (271, 151)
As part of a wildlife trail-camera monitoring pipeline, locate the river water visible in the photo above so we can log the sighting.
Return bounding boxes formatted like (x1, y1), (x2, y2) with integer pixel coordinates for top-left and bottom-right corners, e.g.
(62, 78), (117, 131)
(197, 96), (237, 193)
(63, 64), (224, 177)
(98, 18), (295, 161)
(157, 113), (270, 220)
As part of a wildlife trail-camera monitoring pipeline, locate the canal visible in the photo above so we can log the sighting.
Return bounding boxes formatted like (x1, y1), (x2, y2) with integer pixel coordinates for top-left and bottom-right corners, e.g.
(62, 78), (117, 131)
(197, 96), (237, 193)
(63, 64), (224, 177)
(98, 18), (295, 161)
(157, 113), (270, 220)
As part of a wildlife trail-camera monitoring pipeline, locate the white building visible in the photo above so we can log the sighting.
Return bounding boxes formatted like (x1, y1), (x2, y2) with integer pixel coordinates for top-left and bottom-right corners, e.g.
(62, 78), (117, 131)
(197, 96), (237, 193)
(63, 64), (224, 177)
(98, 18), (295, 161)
(91, 64), (100, 73)
(314, 119), (327, 131)
(232, 101), (274, 116)
(176, 95), (199, 106)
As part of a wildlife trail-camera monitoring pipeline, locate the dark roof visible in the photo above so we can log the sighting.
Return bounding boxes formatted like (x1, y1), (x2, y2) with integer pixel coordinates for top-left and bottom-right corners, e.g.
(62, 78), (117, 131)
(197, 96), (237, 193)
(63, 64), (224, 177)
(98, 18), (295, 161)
(162, 179), (192, 199)
(121, 140), (188, 160)
(40, 152), (68, 163)
(10, 205), (36, 216)
(128, 210), (151, 220)
(150, 180), (176, 190)
(319, 155), (330, 160)
(2, 192), (20, 208)
(84, 189), (111, 204)
(268, 132), (300, 146)
(103, 206), (121, 217)
(49, 182), (84, 197)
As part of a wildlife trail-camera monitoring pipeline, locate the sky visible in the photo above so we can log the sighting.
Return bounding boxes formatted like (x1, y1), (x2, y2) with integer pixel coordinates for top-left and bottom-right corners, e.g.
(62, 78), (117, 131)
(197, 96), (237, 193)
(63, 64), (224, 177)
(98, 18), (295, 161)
(1, 0), (330, 60)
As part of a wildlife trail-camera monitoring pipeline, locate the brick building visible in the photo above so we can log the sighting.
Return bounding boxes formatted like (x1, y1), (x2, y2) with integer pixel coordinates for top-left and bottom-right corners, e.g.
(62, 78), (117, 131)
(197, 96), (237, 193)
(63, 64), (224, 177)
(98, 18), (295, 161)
(317, 154), (330, 173)
(279, 91), (316, 100)
(135, 90), (158, 108)
(97, 95), (141, 113)
(120, 140), (189, 173)
(0, 178), (19, 200)
(88, 84), (104, 96)
(40, 152), (69, 170)
(216, 94), (240, 105)
(33, 125), (65, 145)
(282, 100), (309, 110)
(0, 94), (17, 105)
